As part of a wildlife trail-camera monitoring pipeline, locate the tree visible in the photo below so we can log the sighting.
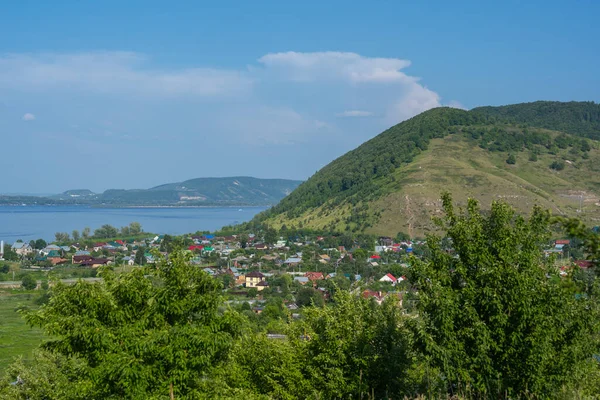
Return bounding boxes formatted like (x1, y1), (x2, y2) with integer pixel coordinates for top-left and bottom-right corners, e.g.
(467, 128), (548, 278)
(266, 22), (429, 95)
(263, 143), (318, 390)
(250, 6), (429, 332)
(71, 230), (80, 242)
(264, 227), (278, 245)
(410, 193), (600, 397)
(134, 247), (146, 266)
(33, 239), (47, 250)
(21, 274), (37, 290)
(506, 153), (516, 164)
(247, 288), (258, 298)
(295, 287), (324, 307)
(528, 151), (538, 161)
(581, 139), (592, 152)
(128, 222), (142, 235)
(93, 224), (118, 239)
(550, 160), (566, 170)
(20, 250), (241, 399)
(54, 232), (70, 243)
(0, 263), (9, 274)
(82, 227), (90, 239)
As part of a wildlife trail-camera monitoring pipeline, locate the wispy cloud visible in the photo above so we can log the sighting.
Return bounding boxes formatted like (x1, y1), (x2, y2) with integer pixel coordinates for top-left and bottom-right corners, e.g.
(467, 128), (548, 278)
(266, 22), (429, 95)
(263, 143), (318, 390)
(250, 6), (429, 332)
(258, 51), (413, 83)
(336, 110), (374, 117)
(22, 113), (35, 121)
(0, 52), (253, 97)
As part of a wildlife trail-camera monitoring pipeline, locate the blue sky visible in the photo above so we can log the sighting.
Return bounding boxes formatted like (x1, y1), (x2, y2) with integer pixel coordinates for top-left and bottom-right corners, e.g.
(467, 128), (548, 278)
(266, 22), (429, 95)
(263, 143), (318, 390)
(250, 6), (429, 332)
(1, 0), (599, 193)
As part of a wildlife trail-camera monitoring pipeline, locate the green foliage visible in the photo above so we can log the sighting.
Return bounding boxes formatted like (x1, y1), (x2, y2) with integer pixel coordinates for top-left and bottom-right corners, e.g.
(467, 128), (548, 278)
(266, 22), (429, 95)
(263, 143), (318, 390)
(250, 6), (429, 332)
(0, 264), (9, 274)
(54, 232), (70, 243)
(411, 193), (600, 397)
(550, 160), (566, 170)
(505, 153), (516, 164)
(472, 101), (600, 140)
(93, 224), (118, 238)
(18, 250), (241, 399)
(134, 247), (146, 265)
(21, 275), (37, 290)
(247, 288), (258, 298)
(295, 287), (324, 307)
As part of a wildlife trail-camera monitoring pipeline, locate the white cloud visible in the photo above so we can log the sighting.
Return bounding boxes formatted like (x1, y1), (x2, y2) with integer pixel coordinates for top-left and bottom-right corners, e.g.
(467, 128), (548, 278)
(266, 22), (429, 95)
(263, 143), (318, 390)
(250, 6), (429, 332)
(387, 84), (441, 124)
(258, 51), (413, 83)
(2, 50), (457, 144)
(336, 110), (374, 118)
(22, 113), (35, 121)
(258, 51), (444, 125)
(0, 52), (252, 97)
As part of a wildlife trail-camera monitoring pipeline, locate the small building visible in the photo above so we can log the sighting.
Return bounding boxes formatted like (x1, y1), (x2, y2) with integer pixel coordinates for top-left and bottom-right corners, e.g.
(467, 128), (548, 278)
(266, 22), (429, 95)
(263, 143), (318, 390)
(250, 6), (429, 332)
(256, 280), (269, 292)
(11, 242), (33, 256)
(245, 271), (265, 288)
(379, 273), (398, 285)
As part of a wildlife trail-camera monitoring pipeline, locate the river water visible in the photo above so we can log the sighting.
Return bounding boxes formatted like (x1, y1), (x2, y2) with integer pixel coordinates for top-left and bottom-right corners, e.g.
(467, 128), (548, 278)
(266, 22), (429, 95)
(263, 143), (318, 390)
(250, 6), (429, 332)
(0, 205), (267, 243)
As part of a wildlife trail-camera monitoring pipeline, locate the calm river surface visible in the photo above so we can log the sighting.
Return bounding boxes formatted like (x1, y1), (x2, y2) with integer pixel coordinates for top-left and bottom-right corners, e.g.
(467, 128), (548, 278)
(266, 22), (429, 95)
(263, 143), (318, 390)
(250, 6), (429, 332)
(0, 205), (267, 242)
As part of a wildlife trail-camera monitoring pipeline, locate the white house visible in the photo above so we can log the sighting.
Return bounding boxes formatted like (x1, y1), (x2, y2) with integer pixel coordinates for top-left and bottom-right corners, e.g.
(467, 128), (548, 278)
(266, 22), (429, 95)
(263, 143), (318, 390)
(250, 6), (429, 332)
(379, 273), (398, 285)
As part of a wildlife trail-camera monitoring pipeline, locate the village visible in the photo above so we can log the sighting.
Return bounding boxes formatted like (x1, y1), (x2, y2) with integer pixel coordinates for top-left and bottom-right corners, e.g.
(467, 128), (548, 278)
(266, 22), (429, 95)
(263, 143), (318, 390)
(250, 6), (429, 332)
(2, 227), (591, 313)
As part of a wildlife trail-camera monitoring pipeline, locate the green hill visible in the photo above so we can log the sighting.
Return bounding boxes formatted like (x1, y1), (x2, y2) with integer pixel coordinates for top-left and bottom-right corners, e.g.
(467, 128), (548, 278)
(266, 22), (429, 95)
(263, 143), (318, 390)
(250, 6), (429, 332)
(9, 177), (302, 206)
(253, 101), (600, 237)
(101, 177), (302, 205)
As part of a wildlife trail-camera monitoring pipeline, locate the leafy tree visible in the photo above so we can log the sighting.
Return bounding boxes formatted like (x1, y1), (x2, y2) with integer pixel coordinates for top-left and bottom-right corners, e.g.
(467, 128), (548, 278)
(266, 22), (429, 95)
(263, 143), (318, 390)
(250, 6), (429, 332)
(20, 250), (241, 399)
(33, 239), (47, 250)
(134, 247), (146, 266)
(247, 287), (258, 298)
(93, 224), (118, 239)
(506, 153), (516, 164)
(550, 160), (566, 170)
(395, 231), (411, 241)
(0, 263), (9, 274)
(71, 230), (80, 242)
(82, 227), (90, 239)
(21, 274), (37, 290)
(54, 232), (70, 243)
(128, 222), (142, 235)
(581, 139), (592, 152)
(296, 287), (324, 307)
(410, 193), (600, 397)
(2, 246), (19, 261)
(263, 226), (278, 245)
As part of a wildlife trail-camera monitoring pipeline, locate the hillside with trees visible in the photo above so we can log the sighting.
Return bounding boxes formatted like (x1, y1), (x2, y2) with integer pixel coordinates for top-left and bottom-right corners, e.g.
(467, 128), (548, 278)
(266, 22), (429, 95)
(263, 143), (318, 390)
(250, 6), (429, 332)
(251, 101), (600, 236)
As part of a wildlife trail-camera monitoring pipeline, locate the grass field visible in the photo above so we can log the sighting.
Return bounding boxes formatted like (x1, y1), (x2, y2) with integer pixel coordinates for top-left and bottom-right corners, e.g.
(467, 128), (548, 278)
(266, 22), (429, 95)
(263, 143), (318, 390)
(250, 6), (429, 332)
(0, 290), (45, 374)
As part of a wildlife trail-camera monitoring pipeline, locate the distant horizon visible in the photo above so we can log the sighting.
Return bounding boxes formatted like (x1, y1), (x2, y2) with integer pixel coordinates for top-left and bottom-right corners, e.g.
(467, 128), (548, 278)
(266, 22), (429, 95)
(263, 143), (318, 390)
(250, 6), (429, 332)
(0, 175), (305, 196)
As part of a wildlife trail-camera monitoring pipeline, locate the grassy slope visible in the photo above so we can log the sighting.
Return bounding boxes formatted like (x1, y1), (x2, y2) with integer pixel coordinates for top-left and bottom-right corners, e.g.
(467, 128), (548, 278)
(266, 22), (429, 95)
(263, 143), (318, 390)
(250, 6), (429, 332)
(0, 291), (44, 373)
(264, 134), (600, 237)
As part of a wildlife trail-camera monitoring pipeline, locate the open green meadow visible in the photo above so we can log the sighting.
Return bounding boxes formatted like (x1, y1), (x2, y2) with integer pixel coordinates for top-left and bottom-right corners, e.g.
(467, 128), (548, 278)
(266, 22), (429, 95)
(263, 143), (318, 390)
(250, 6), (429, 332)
(0, 291), (45, 373)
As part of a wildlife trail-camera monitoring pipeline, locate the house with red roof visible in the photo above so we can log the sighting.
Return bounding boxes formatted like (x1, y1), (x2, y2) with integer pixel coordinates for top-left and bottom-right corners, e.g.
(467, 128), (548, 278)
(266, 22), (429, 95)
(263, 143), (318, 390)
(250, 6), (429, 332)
(379, 273), (397, 285)
(305, 271), (324, 282)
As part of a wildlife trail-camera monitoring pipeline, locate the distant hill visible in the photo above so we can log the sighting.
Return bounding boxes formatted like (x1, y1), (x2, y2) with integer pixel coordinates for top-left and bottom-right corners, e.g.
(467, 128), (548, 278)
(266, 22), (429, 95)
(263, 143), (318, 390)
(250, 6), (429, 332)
(99, 177), (302, 205)
(251, 101), (600, 237)
(6, 177), (302, 206)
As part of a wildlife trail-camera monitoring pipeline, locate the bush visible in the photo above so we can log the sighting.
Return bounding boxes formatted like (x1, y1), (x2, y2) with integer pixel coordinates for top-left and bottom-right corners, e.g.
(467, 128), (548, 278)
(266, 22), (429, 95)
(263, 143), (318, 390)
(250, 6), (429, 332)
(550, 160), (565, 171)
(0, 264), (9, 274)
(21, 274), (37, 290)
(506, 153), (516, 164)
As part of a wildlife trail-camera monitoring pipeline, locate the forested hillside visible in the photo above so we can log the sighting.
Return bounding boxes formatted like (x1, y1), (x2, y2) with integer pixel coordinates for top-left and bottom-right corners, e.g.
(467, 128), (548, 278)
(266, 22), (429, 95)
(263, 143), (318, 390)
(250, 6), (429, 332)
(252, 101), (600, 236)
(472, 101), (600, 140)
